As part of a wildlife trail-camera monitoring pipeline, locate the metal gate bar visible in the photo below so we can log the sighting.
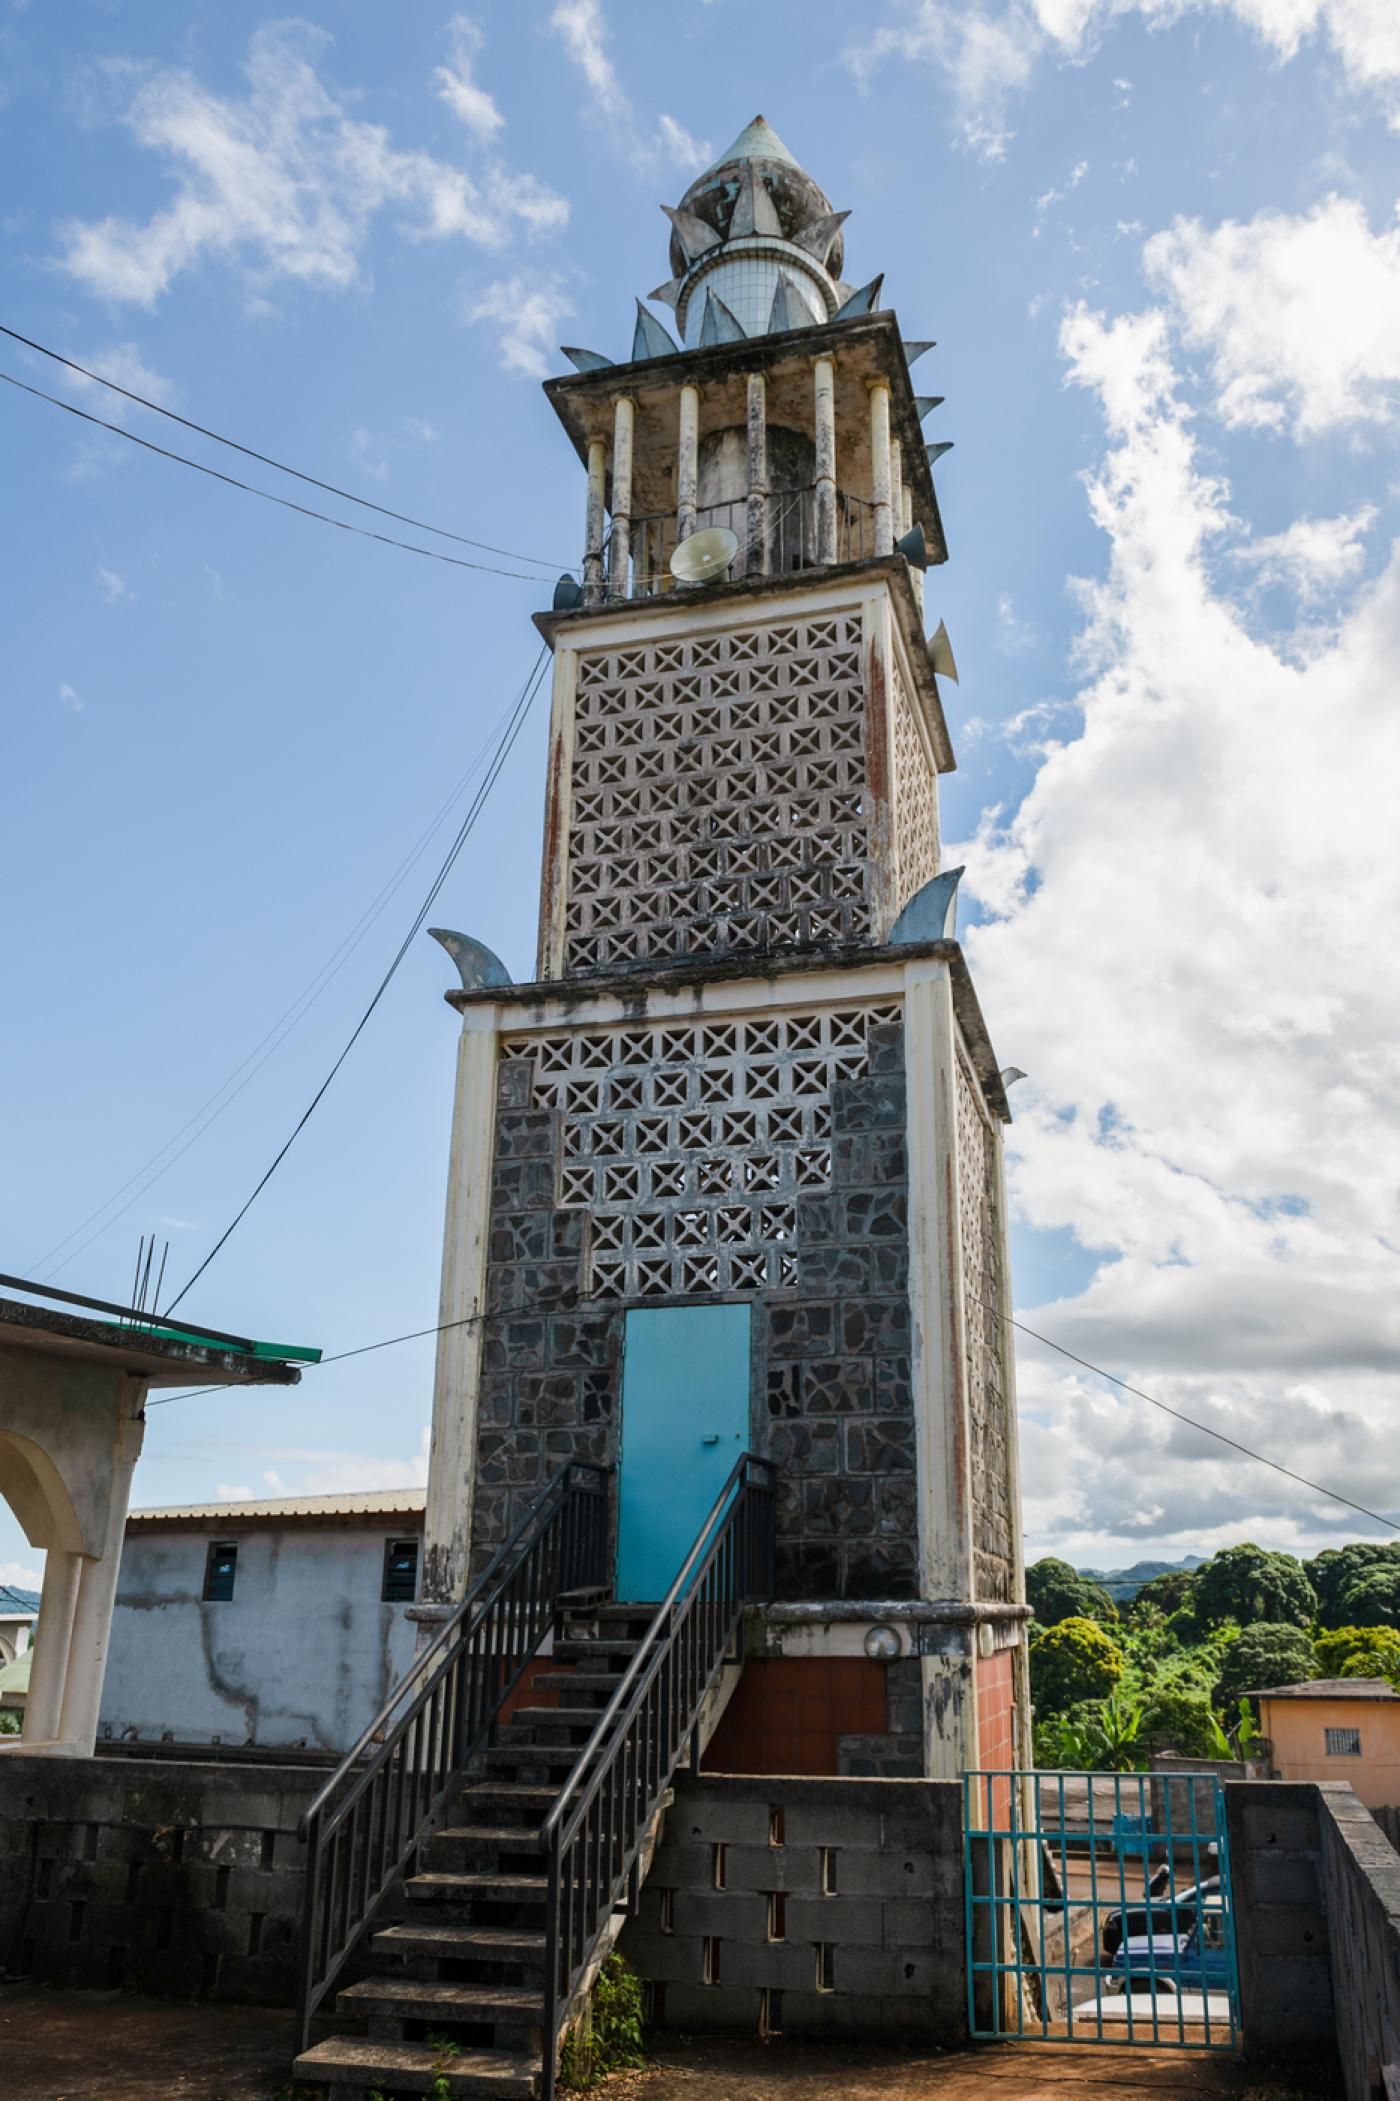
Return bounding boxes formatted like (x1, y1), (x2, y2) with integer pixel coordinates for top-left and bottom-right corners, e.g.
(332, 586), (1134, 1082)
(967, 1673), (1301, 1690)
(964, 1769), (1240, 2050)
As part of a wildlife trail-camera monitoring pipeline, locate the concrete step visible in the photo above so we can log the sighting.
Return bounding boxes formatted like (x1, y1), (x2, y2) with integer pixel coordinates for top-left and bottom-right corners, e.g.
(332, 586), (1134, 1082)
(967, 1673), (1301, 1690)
(372, 1921), (546, 1963)
(459, 1781), (556, 1813)
(408, 1870), (548, 1904)
(503, 1706), (611, 1731)
(485, 1744), (583, 1775)
(428, 1824), (546, 1855)
(551, 1638), (648, 1664)
(531, 1671), (624, 1696)
(294, 2035), (541, 2098)
(338, 1976), (544, 2024)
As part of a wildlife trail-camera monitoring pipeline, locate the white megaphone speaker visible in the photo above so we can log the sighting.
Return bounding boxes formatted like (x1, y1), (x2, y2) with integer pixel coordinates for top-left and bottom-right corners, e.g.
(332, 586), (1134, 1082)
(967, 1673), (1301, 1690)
(670, 525), (739, 586)
(927, 619), (959, 684)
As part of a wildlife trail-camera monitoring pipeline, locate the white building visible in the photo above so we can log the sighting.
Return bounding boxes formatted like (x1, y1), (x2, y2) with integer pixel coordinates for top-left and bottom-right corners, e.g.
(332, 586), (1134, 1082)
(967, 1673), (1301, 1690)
(99, 1489), (425, 1755)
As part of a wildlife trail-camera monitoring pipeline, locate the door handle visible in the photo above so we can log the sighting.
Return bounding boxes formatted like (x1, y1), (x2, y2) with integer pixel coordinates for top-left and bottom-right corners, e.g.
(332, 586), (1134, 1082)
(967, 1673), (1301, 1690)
(701, 1434), (720, 1446)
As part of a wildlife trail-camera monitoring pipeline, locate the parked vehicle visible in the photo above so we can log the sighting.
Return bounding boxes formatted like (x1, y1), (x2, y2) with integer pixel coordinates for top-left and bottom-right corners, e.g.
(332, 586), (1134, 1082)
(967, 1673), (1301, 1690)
(1111, 1909), (1233, 1998)
(1100, 1875), (1222, 1960)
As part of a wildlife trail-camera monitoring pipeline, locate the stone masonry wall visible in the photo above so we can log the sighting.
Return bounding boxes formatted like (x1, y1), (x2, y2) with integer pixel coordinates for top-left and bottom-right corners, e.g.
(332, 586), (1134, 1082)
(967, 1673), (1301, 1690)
(0, 1755), (322, 2005)
(955, 1045), (1014, 1603)
(620, 1772), (966, 2041)
(475, 1001), (918, 1601)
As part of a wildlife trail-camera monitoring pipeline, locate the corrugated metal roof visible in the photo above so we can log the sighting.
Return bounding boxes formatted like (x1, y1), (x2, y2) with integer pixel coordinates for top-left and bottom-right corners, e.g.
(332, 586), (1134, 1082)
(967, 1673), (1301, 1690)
(127, 1487), (426, 1525)
(1250, 1677), (1399, 1701)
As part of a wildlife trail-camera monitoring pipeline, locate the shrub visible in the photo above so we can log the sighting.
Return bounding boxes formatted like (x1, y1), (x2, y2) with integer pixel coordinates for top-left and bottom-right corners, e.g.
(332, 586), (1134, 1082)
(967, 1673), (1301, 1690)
(1312, 1625), (1400, 1684)
(1139, 1685), (1221, 1759)
(1030, 1615), (1124, 1714)
(559, 1955), (645, 2090)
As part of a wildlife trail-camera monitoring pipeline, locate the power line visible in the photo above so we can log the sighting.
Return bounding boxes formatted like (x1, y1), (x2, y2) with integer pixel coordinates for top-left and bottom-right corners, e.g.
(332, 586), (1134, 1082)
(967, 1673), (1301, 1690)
(151, 1293), (1399, 1535)
(989, 1302), (1399, 1535)
(159, 644), (550, 1318)
(1, 370), (563, 584)
(30, 685), (529, 1283)
(0, 323), (563, 569)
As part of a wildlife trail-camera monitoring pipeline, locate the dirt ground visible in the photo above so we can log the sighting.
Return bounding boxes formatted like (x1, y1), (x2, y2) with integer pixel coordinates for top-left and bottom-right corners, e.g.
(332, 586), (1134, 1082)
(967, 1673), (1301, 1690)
(0, 1987), (1344, 2101)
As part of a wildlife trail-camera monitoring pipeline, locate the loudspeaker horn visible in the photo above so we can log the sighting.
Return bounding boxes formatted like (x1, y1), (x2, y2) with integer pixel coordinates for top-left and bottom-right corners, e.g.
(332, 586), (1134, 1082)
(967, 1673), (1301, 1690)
(552, 573), (584, 612)
(894, 523), (928, 571)
(928, 618), (959, 684)
(670, 525), (739, 586)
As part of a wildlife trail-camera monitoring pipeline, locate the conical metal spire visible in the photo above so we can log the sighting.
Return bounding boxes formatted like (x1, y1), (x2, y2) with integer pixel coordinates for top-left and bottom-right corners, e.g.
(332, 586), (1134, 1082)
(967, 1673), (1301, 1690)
(702, 114), (800, 173)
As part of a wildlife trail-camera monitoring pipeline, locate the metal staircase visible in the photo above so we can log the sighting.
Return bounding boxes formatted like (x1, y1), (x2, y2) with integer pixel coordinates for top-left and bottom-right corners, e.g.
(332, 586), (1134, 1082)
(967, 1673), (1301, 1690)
(291, 1453), (774, 2100)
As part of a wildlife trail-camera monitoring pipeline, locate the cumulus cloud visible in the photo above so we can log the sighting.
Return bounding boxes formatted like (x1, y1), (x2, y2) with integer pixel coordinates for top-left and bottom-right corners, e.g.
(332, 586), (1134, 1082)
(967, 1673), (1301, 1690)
(0, 1559), (42, 1591)
(468, 272), (575, 378)
(58, 22), (566, 307)
(1144, 197), (1400, 434)
(846, 0), (1400, 157)
(548, 0), (710, 174)
(1233, 504), (1377, 599)
(949, 285), (1400, 1561)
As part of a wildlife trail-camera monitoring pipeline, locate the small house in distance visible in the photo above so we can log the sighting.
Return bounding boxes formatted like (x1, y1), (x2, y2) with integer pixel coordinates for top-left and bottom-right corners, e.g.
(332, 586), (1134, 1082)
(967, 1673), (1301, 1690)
(99, 1488), (425, 1755)
(1252, 1676), (1400, 1811)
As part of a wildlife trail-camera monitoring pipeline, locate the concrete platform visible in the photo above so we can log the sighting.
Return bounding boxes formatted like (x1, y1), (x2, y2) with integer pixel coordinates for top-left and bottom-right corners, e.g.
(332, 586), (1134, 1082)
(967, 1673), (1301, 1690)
(0, 1986), (1340, 2101)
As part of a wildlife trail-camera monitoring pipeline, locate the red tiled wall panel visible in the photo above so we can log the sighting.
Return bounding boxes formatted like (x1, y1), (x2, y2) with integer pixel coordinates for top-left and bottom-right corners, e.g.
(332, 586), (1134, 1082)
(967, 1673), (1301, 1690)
(701, 1657), (888, 1776)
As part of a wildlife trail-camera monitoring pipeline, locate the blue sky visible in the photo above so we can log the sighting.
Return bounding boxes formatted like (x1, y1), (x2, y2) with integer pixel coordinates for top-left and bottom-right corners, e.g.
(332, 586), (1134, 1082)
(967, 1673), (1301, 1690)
(3, 0), (1399, 1583)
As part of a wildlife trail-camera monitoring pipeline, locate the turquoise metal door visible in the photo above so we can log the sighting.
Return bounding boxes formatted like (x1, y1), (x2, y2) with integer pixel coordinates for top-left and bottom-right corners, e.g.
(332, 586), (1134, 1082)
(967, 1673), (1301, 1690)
(615, 1304), (751, 1601)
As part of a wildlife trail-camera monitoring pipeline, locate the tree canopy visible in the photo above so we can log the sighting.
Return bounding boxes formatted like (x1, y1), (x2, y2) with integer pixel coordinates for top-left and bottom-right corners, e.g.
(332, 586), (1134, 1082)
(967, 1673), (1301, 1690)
(1305, 1543), (1400, 1629)
(1189, 1544), (1316, 1631)
(1313, 1625), (1400, 1684)
(1214, 1622), (1316, 1707)
(1132, 1568), (1195, 1618)
(1030, 1615), (1124, 1713)
(1026, 1556), (1117, 1627)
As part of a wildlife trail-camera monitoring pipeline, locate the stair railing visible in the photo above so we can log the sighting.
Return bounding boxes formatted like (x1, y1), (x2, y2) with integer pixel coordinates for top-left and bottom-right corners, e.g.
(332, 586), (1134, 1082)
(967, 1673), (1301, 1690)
(294, 1459), (610, 2050)
(539, 1452), (776, 2095)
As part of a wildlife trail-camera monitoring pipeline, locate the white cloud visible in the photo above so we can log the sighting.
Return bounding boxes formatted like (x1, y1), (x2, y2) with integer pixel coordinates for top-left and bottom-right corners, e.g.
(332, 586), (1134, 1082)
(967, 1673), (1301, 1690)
(1233, 503), (1377, 598)
(0, 1559), (42, 1591)
(548, 0), (710, 173)
(58, 340), (175, 420)
(96, 565), (130, 603)
(57, 683), (85, 713)
(949, 285), (1400, 1562)
(433, 15), (505, 143)
(468, 272), (575, 379)
(58, 23), (566, 307)
(214, 1482), (253, 1501)
(845, 0), (1400, 158)
(1144, 197), (1400, 434)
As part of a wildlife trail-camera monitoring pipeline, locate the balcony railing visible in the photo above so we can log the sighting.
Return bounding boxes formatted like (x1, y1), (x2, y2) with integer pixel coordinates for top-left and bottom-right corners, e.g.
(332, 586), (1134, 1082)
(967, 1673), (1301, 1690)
(597, 486), (877, 602)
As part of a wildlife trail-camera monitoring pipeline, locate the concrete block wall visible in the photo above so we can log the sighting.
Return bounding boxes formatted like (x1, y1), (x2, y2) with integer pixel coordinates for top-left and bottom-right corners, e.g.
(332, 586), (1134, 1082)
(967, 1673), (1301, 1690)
(1318, 1783), (1400, 2101)
(1224, 1782), (1334, 2060)
(620, 1773), (966, 2042)
(0, 1754), (322, 2005)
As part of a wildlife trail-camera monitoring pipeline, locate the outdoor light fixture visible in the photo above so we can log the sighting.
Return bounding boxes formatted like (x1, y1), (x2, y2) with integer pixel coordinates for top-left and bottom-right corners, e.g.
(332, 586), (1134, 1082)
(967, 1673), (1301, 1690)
(864, 1624), (902, 1661)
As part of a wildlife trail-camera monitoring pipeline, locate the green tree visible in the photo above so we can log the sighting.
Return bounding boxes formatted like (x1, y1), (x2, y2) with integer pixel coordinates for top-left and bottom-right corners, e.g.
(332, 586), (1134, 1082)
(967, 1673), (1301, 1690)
(1131, 1569), (1195, 1620)
(1305, 1543), (1400, 1629)
(1189, 1544), (1316, 1630)
(1030, 1615), (1124, 1714)
(1026, 1557), (1117, 1627)
(1139, 1685), (1221, 1759)
(1337, 1566), (1400, 1631)
(1213, 1621), (1315, 1706)
(1313, 1625), (1400, 1682)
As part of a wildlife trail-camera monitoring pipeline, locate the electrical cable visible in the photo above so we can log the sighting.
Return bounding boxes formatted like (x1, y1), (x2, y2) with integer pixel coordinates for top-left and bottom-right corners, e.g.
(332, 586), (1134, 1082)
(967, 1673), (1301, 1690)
(149, 1291), (1400, 1536)
(159, 643), (549, 1319)
(978, 1299), (1399, 1534)
(29, 684), (528, 1282)
(0, 370), (565, 583)
(0, 322), (563, 569)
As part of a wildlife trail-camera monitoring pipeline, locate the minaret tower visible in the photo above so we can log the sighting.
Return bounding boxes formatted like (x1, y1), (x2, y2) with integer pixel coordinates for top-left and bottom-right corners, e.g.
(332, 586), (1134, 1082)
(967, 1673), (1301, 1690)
(422, 118), (1028, 1781)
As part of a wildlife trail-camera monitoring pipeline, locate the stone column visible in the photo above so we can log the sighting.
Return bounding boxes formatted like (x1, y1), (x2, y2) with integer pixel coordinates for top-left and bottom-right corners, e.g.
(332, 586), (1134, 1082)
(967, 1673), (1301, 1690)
(890, 437), (904, 549)
(676, 384), (699, 547)
(607, 396), (635, 599)
(869, 379), (894, 556)
(21, 1546), (82, 1744)
(419, 1003), (503, 1616)
(55, 1392), (145, 1755)
(813, 354), (837, 563)
(745, 373), (768, 578)
(583, 437), (607, 605)
(902, 956), (978, 1779)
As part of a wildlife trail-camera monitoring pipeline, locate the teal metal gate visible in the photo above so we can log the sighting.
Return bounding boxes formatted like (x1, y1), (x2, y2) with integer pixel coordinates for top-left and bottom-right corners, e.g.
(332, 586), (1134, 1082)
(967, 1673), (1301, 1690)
(964, 1770), (1240, 2050)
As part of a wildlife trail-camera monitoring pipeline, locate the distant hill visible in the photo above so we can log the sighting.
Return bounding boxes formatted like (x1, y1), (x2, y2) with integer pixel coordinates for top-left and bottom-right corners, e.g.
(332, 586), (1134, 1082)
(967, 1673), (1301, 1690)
(1076, 1555), (1206, 1604)
(0, 1584), (39, 1615)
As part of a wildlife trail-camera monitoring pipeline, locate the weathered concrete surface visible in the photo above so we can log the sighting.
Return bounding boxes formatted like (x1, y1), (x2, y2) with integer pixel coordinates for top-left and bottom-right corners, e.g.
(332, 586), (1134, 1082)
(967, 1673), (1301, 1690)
(0, 1992), (1339, 2101)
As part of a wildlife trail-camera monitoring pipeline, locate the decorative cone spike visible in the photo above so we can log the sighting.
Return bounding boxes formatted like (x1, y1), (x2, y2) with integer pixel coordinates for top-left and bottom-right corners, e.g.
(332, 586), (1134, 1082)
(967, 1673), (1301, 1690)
(632, 301), (679, 361)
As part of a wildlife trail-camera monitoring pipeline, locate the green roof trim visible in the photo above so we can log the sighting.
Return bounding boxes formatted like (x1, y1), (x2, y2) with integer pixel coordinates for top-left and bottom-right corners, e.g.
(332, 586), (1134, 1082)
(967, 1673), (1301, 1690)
(82, 1314), (321, 1365)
